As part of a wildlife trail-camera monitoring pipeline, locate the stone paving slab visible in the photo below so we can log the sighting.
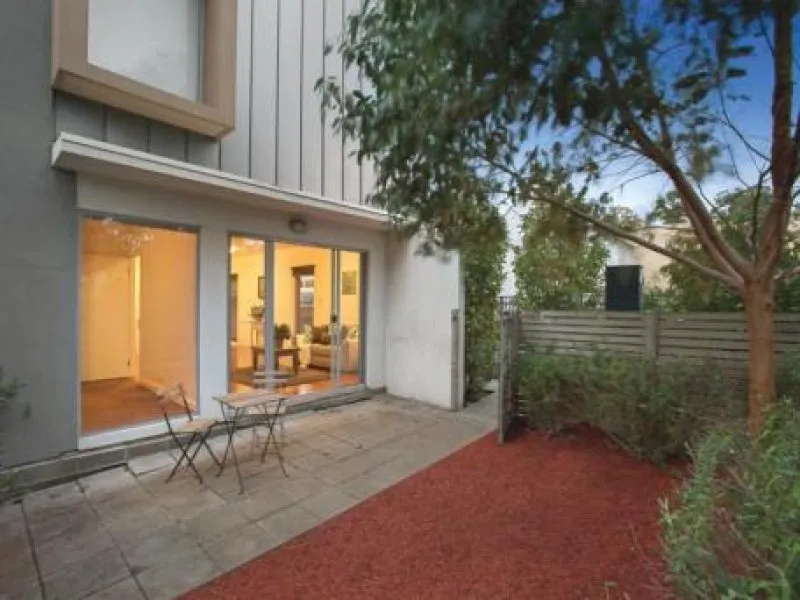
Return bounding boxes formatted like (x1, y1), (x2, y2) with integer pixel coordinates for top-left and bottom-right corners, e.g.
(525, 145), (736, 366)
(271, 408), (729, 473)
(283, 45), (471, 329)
(0, 394), (494, 599)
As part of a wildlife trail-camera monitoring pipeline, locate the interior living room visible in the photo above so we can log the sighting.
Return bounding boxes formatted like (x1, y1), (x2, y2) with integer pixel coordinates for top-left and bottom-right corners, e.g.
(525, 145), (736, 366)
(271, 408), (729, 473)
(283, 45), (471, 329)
(228, 238), (362, 394)
(79, 217), (197, 435)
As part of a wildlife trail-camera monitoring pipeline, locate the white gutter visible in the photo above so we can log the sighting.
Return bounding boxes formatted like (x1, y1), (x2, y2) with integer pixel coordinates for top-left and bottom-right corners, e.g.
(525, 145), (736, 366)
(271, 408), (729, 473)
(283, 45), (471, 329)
(51, 133), (389, 229)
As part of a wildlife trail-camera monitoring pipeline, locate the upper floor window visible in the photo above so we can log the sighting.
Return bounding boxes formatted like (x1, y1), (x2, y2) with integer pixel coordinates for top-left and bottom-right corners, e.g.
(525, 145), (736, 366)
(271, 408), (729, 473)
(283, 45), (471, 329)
(52, 0), (236, 138)
(87, 0), (204, 102)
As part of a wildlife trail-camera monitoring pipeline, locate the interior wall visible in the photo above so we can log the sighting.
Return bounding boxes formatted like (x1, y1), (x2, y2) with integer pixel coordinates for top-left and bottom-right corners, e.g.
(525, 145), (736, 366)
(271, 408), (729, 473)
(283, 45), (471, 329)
(230, 245), (264, 369)
(339, 250), (361, 330)
(80, 253), (134, 382)
(274, 244), (332, 336)
(137, 228), (198, 403)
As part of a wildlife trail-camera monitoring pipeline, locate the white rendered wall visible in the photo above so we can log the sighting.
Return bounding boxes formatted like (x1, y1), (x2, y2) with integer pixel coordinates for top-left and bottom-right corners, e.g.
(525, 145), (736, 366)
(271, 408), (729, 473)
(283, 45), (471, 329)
(385, 237), (462, 409)
(77, 176), (387, 419)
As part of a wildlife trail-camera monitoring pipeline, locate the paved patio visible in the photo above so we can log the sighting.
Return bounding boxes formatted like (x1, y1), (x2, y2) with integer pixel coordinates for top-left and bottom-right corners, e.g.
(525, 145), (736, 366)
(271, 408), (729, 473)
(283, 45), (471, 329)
(0, 395), (495, 600)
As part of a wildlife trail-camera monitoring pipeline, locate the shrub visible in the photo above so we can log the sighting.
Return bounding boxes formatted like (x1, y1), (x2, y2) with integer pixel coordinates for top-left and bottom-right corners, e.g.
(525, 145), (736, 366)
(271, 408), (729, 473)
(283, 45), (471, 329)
(515, 350), (746, 464)
(463, 240), (505, 402)
(661, 400), (800, 599)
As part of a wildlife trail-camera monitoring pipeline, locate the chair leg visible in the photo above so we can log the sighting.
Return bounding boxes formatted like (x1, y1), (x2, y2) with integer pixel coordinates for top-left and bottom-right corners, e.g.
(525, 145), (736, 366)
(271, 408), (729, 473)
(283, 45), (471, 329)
(201, 431), (222, 469)
(167, 433), (196, 482)
(185, 436), (207, 484)
(261, 414), (288, 477)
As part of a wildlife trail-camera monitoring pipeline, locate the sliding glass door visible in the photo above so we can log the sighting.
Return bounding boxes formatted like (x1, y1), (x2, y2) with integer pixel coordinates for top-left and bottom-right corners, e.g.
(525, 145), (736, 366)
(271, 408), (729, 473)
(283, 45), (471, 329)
(229, 238), (363, 394)
(333, 250), (362, 387)
(228, 236), (266, 392)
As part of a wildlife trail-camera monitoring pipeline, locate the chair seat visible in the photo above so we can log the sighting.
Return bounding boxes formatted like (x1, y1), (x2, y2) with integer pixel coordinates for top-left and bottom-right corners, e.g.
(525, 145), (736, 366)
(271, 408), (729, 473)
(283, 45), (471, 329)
(175, 418), (218, 434)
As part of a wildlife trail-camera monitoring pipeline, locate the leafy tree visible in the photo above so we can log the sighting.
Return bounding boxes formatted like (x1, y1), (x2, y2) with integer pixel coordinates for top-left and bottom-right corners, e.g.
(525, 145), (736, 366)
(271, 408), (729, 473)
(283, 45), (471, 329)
(464, 233), (506, 402)
(321, 1), (800, 433)
(646, 188), (800, 312)
(515, 193), (608, 310)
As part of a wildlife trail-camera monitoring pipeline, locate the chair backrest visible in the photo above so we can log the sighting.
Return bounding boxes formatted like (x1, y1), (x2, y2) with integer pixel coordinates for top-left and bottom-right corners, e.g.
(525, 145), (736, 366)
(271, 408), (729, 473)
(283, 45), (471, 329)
(156, 383), (194, 421)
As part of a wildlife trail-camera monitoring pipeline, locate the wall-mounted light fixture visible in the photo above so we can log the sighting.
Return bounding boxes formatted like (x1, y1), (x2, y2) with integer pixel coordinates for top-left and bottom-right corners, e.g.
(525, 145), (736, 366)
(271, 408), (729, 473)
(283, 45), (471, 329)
(288, 216), (308, 234)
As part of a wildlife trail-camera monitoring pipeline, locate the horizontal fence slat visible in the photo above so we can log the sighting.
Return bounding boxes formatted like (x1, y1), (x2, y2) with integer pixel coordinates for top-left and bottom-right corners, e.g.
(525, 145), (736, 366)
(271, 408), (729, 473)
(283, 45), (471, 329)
(531, 311), (646, 320)
(516, 310), (800, 363)
(522, 324), (647, 337)
(529, 340), (645, 353)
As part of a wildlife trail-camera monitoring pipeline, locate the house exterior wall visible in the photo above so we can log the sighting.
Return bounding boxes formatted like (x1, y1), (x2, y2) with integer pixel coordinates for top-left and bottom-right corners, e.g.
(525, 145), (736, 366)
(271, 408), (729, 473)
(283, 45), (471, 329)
(605, 228), (678, 289)
(77, 176), (389, 420)
(0, 0), (80, 466)
(0, 0), (460, 468)
(385, 239), (462, 409)
(53, 0), (376, 204)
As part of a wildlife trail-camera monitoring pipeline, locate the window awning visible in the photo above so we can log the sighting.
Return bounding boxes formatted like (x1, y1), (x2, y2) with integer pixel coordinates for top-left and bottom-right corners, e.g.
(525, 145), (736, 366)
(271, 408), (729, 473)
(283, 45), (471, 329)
(52, 133), (389, 229)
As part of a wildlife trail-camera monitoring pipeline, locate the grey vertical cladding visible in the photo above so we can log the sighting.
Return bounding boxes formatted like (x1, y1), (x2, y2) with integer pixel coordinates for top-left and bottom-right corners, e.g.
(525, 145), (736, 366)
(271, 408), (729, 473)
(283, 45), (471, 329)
(251, 0), (279, 184)
(187, 133), (221, 169)
(277, 0), (303, 189)
(147, 121), (188, 160)
(342, 0), (361, 204)
(55, 93), (106, 140)
(301, 0), (325, 195)
(50, 0), (371, 202)
(105, 109), (148, 151)
(221, 0), (253, 177)
(322, 0), (344, 201)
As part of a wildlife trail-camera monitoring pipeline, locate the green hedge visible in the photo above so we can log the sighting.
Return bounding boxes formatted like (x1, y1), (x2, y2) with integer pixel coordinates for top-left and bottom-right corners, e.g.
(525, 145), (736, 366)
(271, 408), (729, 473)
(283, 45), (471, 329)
(515, 350), (747, 464)
(463, 241), (505, 402)
(516, 350), (800, 464)
(662, 400), (800, 598)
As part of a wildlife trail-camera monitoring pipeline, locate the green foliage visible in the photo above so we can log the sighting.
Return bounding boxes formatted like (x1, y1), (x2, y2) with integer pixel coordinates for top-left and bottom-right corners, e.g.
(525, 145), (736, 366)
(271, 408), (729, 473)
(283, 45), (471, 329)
(463, 237), (506, 402)
(274, 323), (292, 343)
(0, 368), (22, 484)
(662, 400), (800, 599)
(0, 368), (20, 417)
(319, 0), (781, 250)
(514, 206), (608, 310)
(516, 349), (747, 464)
(646, 189), (800, 312)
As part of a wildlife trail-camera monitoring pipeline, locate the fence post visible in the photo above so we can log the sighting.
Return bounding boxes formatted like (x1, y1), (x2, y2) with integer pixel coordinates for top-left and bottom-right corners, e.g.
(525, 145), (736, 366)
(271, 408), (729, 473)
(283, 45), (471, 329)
(645, 312), (660, 359)
(451, 308), (461, 411)
(497, 313), (508, 444)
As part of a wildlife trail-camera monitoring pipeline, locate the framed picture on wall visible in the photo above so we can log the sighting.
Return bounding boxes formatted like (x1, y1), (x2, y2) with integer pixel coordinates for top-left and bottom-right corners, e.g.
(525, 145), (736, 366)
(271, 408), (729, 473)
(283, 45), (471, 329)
(258, 276), (265, 299)
(342, 270), (357, 296)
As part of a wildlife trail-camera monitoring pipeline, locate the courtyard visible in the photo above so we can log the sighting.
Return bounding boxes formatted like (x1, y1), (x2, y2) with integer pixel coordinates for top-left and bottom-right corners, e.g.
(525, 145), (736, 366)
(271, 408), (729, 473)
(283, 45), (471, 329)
(0, 396), (494, 600)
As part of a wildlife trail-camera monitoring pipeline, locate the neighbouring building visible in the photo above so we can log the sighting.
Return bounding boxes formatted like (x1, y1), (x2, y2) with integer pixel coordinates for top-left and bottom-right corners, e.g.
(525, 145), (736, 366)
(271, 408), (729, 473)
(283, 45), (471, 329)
(0, 0), (465, 470)
(605, 227), (682, 289)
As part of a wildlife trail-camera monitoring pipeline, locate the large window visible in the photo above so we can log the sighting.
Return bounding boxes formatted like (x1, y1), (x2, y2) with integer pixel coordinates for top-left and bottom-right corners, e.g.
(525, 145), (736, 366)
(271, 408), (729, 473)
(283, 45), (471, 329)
(52, 0), (236, 137)
(88, 0), (204, 101)
(80, 217), (197, 434)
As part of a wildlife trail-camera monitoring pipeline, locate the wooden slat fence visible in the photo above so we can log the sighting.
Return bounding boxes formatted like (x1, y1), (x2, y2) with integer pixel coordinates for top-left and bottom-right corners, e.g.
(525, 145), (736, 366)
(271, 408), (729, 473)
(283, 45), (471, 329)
(519, 311), (800, 362)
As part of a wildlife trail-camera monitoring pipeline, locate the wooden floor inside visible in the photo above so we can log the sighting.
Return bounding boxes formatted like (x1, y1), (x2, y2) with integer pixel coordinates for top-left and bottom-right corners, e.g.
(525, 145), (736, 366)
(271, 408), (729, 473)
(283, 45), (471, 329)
(83, 374), (362, 435)
(81, 378), (184, 435)
(230, 373), (361, 395)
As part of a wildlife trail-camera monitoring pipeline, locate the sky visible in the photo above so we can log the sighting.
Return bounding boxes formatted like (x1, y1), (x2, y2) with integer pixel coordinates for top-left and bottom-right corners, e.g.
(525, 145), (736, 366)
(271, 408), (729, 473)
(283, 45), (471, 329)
(500, 30), (793, 296)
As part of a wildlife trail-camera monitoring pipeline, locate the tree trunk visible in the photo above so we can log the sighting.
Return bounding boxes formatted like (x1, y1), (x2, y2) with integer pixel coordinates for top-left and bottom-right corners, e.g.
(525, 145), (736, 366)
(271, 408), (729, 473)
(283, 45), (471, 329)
(744, 283), (776, 435)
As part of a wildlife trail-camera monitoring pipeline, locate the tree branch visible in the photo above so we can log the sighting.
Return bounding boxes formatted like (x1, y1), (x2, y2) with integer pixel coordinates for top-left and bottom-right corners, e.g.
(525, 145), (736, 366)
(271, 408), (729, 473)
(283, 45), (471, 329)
(526, 187), (741, 289)
(598, 46), (751, 280)
(776, 265), (800, 281)
(758, 2), (794, 278)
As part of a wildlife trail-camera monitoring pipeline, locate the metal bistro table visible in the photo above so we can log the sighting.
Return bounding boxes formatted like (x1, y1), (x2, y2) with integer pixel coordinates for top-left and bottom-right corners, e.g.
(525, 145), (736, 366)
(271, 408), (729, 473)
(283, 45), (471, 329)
(213, 388), (288, 494)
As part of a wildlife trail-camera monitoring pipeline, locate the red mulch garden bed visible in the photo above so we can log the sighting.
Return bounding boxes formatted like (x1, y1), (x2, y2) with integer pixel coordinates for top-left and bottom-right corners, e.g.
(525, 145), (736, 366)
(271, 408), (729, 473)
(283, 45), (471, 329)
(185, 428), (677, 600)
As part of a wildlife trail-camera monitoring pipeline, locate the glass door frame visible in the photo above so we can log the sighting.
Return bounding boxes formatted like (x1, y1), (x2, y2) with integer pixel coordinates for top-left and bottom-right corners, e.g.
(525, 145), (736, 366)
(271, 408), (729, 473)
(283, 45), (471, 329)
(227, 233), (366, 392)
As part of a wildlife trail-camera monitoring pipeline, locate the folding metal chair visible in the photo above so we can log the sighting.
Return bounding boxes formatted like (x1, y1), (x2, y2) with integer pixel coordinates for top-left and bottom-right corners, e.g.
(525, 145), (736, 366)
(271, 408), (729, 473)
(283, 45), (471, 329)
(251, 370), (290, 445)
(157, 384), (222, 484)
